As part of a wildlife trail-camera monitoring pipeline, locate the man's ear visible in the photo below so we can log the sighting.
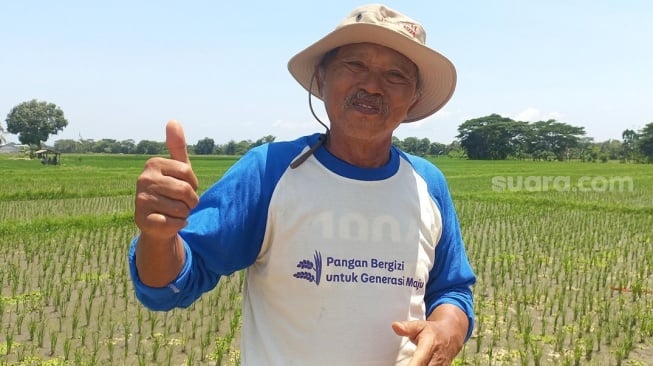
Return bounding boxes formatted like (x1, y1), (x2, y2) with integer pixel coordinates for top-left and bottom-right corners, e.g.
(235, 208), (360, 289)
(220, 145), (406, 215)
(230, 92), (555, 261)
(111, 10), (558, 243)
(314, 66), (324, 97)
(407, 91), (421, 113)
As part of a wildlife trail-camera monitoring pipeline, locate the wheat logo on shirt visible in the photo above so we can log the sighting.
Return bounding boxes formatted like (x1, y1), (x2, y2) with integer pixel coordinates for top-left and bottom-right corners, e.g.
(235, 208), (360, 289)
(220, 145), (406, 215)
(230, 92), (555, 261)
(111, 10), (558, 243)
(293, 250), (323, 285)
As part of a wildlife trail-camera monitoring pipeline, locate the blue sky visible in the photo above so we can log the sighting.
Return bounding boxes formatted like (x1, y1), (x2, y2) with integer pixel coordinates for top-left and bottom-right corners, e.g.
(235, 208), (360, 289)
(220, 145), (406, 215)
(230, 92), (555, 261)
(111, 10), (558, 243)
(1, 1), (651, 145)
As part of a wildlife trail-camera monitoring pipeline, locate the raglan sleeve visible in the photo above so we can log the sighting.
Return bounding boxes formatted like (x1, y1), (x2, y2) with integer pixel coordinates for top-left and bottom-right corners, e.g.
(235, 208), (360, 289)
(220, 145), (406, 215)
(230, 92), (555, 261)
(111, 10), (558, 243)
(129, 146), (274, 311)
(423, 166), (476, 341)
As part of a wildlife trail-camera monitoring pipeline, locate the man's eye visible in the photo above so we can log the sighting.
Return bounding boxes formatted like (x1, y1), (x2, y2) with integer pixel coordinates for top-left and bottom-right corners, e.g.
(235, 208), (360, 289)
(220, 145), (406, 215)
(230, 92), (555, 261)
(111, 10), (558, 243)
(387, 71), (409, 83)
(344, 61), (366, 70)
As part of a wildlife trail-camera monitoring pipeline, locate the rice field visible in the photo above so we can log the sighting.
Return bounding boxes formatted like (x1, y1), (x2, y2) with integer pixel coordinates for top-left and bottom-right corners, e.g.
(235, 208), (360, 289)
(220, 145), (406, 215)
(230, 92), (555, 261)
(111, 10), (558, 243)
(0, 153), (651, 365)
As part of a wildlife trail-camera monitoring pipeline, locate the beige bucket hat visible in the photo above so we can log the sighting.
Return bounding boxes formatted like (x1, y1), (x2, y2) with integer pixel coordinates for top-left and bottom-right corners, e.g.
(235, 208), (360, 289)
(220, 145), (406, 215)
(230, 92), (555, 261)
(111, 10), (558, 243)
(287, 4), (457, 123)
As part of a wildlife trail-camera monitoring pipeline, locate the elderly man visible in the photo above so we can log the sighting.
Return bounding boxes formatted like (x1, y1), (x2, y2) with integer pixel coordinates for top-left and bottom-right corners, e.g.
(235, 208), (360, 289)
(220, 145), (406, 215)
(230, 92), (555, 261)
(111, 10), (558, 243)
(130, 4), (475, 365)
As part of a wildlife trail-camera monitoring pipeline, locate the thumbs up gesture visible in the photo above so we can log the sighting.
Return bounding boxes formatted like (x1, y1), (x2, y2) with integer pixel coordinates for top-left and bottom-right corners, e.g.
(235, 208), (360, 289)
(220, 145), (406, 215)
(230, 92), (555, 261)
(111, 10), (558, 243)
(134, 120), (199, 241)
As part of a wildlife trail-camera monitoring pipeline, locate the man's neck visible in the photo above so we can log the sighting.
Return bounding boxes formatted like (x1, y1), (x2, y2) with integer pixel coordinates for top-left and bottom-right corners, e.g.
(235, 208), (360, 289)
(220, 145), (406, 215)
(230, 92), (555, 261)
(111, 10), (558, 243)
(324, 134), (392, 168)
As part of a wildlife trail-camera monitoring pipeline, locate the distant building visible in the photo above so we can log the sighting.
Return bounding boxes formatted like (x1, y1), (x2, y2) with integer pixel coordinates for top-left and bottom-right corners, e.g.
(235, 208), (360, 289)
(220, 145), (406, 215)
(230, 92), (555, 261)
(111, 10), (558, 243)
(0, 142), (29, 154)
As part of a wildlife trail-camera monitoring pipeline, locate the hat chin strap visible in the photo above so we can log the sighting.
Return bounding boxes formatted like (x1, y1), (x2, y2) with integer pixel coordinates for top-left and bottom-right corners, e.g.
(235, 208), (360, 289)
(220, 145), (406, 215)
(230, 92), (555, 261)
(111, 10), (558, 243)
(290, 71), (330, 169)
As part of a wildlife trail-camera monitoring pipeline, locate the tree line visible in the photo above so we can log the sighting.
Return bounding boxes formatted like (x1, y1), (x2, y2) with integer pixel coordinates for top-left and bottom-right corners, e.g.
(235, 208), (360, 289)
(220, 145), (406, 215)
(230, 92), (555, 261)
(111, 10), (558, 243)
(456, 114), (653, 162)
(51, 136), (277, 156)
(4, 100), (653, 162)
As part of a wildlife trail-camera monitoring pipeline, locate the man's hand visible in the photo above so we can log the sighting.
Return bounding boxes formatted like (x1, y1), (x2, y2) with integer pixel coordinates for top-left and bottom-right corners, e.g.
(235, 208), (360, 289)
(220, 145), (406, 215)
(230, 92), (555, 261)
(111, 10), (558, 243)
(134, 120), (199, 287)
(134, 120), (199, 240)
(392, 304), (469, 366)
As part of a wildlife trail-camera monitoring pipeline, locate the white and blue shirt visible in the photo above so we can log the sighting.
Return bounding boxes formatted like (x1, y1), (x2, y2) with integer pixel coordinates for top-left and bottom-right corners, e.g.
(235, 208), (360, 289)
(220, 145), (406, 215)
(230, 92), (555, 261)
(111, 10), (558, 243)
(129, 133), (476, 365)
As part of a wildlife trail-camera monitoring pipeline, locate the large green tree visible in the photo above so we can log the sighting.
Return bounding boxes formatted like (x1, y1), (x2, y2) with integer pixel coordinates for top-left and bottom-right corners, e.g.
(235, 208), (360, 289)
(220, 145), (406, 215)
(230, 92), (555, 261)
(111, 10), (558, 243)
(251, 135), (276, 148)
(637, 122), (653, 162)
(621, 129), (639, 162)
(195, 137), (215, 155)
(401, 137), (431, 156)
(5, 99), (68, 147)
(526, 120), (586, 161)
(136, 140), (165, 155)
(457, 114), (529, 160)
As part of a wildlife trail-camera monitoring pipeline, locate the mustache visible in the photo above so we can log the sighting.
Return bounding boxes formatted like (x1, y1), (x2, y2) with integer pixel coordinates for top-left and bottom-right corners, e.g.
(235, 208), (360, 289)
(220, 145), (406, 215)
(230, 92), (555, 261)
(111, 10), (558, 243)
(344, 90), (388, 115)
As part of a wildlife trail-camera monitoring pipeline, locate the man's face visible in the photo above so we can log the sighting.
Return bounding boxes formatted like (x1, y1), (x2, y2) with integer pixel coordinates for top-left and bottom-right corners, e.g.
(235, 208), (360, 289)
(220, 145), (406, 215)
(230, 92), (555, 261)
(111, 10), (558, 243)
(318, 43), (420, 141)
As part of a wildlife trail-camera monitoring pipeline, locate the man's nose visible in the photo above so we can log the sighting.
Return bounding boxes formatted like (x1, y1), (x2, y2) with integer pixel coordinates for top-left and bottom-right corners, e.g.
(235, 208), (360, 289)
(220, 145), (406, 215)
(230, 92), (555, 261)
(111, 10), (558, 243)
(356, 71), (384, 95)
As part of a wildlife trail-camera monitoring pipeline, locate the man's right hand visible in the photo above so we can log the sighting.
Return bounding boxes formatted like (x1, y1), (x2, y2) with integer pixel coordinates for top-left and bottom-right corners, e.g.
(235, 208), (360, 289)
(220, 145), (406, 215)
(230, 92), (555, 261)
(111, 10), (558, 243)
(135, 120), (199, 240)
(133, 120), (199, 287)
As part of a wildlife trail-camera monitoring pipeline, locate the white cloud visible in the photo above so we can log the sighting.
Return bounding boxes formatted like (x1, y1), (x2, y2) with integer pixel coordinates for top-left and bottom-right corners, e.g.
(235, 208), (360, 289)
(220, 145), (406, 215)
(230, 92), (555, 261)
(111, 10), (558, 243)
(513, 107), (563, 122)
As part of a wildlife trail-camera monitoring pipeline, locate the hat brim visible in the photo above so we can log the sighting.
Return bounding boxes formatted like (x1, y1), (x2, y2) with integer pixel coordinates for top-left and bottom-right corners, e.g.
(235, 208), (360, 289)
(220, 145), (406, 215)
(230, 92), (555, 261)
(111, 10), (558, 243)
(287, 23), (456, 123)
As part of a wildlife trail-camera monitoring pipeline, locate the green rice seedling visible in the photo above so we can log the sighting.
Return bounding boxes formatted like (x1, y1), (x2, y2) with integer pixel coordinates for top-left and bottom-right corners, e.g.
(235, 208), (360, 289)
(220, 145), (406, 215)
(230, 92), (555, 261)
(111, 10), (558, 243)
(149, 316), (159, 338)
(5, 326), (14, 355)
(163, 319), (171, 341)
(91, 330), (100, 359)
(554, 327), (566, 353)
(214, 336), (230, 366)
(191, 319), (198, 340)
(74, 348), (83, 365)
(212, 310), (221, 333)
(186, 349), (196, 366)
(89, 349), (99, 366)
(161, 310), (169, 331)
(63, 337), (71, 361)
(52, 288), (61, 311)
(531, 341), (543, 366)
(84, 301), (93, 326)
(219, 302), (227, 321)
(200, 331), (211, 362)
(615, 346), (626, 366)
(108, 320), (116, 340)
(80, 327), (87, 347)
(122, 318), (131, 356)
(99, 296), (108, 318)
(27, 318), (36, 341)
(166, 346), (174, 366)
(71, 306), (80, 338)
(595, 327), (602, 352)
(180, 335), (188, 354)
(584, 335), (594, 362)
(641, 314), (653, 341)
(230, 308), (241, 337)
(36, 322), (45, 348)
(136, 307), (143, 334)
(107, 339), (115, 364)
(175, 313), (183, 333)
(14, 313), (24, 335)
(572, 339), (583, 366)
(15, 343), (26, 363)
(517, 348), (528, 366)
(151, 335), (162, 362)
(135, 333), (143, 356)
(475, 330), (483, 354)
(49, 330), (58, 356)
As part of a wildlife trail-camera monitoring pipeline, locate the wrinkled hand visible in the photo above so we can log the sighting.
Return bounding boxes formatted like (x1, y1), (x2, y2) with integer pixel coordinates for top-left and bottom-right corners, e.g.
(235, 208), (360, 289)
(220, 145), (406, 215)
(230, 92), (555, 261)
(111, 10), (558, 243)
(392, 320), (463, 366)
(134, 120), (199, 241)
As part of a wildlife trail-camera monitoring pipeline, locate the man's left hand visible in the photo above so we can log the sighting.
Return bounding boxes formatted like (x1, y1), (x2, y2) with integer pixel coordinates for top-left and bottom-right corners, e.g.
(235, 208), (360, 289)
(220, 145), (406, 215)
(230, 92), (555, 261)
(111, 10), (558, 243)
(391, 304), (469, 366)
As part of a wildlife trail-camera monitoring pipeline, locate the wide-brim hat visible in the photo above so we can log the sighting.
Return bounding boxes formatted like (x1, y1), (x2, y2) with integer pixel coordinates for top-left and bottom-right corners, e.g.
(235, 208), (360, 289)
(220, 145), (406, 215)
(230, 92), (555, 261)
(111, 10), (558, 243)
(288, 4), (457, 123)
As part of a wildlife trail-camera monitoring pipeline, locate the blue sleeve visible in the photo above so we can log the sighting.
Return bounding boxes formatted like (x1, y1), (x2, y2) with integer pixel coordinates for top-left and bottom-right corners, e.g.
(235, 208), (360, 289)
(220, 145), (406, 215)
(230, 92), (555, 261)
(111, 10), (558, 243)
(129, 137), (309, 311)
(405, 154), (476, 341)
